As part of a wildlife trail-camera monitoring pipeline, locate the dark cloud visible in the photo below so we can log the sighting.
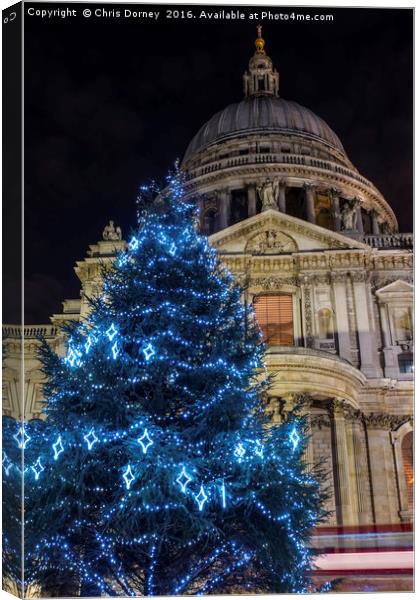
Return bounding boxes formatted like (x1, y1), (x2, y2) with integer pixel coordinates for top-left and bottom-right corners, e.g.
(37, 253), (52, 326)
(9, 5), (413, 324)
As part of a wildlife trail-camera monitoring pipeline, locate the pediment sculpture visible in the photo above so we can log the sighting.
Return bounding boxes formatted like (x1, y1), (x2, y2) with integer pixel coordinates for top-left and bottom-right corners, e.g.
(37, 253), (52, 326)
(246, 230), (297, 254)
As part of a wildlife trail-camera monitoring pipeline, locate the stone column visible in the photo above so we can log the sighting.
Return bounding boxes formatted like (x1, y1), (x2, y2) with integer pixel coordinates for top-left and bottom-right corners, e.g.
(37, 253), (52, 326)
(331, 188), (342, 232)
(351, 272), (381, 378)
(346, 408), (372, 524)
(364, 414), (402, 524)
(301, 397), (314, 472)
(218, 189), (230, 230)
(353, 198), (364, 234)
(378, 302), (400, 378)
(331, 272), (352, 363)
(247, 185), (257, 217)
(371, 209), (380, 235)
(329, 400), (355, 525)
(277, 178), (286, 213)
(304, 183), (316, 224)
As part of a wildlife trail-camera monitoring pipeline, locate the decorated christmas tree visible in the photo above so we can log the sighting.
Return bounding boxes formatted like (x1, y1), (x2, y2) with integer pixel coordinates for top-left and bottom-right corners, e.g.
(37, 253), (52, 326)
(10, 169), (329, 596)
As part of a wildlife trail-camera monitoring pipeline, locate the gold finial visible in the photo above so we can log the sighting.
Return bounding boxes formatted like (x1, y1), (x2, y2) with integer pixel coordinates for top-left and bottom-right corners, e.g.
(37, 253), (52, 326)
(255, 24), (265, 54)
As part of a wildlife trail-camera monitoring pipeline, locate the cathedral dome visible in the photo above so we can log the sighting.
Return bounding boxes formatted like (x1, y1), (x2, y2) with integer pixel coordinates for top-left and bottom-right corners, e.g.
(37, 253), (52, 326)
(183, 96), (345, 161)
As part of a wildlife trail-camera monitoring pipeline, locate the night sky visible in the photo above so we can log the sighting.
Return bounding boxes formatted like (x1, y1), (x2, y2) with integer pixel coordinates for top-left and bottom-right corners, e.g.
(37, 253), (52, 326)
(11, 3), (414, 323)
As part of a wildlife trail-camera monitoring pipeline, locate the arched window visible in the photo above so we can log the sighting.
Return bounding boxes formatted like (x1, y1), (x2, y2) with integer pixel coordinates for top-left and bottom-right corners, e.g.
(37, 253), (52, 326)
(253, 294), (294, 346)
(402, 431), (413, 512)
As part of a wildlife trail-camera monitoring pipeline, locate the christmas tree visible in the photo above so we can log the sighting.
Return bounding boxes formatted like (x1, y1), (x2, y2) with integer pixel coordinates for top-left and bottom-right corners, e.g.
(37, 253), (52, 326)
(15, 169), (329, 596)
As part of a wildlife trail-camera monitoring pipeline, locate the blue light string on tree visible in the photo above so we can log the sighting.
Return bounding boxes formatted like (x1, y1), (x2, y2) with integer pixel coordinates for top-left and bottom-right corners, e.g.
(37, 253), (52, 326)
(11, 168), (327, 596)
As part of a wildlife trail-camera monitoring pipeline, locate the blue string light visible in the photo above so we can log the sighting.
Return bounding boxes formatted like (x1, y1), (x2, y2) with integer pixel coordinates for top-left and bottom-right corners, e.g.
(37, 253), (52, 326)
(220, 481), (226, 508)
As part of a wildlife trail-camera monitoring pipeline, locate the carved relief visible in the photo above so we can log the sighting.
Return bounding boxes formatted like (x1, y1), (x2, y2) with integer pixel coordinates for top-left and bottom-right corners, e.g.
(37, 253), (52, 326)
(246, 230), (297, 255)
(303, 287), (314, 348)
(251, 275), (298, 290)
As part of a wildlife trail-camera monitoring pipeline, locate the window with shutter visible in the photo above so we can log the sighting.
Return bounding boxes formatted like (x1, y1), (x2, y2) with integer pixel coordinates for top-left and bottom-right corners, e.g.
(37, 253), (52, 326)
(253, 294), (294, 346)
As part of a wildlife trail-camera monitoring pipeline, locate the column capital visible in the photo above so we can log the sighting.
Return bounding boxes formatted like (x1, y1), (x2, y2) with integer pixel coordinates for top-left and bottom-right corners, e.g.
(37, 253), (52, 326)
(331, 271), (348, 284)
(298, 273), (314, 286)
(330, 187), (342, 197)
(343, 406), (363, 423)
(351, 270), (368, 283)
(328, 398), (346, 416)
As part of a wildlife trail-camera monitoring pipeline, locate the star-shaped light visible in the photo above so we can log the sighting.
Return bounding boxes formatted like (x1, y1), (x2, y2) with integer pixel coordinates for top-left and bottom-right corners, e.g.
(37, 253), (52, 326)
(106, 323), (118, 341)
(84, 428), (99, 450)
(53, 436), (64, 460)
(169, 242), (176, 256)
(31, 457), (45, 481)
(255, 440), (264, 458)
(289, 427), (300, 452)
(118, 253), (128, 267)
(176, 467), (192, 493)
(137, 428), (153, 454)
(85, 336), (93, 354)
(129, 236), (139, 250)
(195, 485), (208, 511)
(13, 426), (30, 449)
(123, 465), (135, 490)
(66, 347), (82, 368)
(111, 341), (119, 360)
(142, 343), (155, 362)
(2, 452), (12, 476)
(234, 443), (246, 459)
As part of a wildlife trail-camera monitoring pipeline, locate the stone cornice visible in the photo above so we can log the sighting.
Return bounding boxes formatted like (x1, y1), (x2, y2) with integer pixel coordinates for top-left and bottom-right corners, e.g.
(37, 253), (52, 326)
(363, 413), (413, 431)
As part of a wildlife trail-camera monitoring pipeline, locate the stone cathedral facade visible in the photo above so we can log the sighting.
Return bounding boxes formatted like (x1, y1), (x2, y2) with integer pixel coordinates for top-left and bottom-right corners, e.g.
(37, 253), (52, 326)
(3, 30), (413, 531)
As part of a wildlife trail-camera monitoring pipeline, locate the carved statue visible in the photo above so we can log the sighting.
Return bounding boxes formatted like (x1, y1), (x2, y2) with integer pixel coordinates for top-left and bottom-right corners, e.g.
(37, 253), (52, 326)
(102, 220), (122, 241)
(340, 202), (357, 230)
(257, 178), (279, 211)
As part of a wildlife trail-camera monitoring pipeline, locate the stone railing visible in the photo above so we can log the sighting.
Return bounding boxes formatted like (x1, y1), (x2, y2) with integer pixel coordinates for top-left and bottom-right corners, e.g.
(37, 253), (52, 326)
(2, 325), (59, 339)
(185, 152), (381, 196)
(265, 345), (349, 364)
(362, 233), (413, 249)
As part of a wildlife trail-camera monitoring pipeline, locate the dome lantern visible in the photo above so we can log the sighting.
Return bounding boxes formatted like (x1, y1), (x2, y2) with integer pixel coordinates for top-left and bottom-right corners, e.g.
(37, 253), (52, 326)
(243, 25), (279, 98)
